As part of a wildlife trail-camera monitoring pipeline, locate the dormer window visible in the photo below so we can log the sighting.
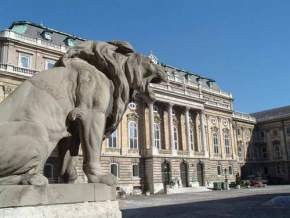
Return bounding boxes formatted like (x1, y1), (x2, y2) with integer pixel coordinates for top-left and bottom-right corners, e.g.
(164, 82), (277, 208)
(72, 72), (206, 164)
(11, 24), (27, 34)
(65, 37), (75, 47)
(42, 31), (53, 40)
(207, 80), (213, 88)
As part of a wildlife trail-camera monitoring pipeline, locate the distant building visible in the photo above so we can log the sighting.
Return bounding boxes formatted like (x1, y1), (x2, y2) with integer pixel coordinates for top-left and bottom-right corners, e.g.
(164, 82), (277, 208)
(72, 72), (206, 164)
(0, 21), (258, 194)
(246, 106), (290, 184)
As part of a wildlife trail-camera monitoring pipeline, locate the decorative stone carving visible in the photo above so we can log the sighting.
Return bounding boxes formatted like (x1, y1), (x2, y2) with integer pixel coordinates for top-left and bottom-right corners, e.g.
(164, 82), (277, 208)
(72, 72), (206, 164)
(0, 40), (167, 185)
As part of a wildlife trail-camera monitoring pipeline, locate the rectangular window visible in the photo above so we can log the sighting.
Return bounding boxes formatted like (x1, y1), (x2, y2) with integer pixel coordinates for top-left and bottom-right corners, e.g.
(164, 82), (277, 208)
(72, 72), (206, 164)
(132, 164), (139, 177)
(190, 127), (195, 151)
(217, 165), (222, 175)
(213, 132), (219, 154)
(18, 52), (32, 68)
(110, 163), (118, 177)
(262, 146), (267, 159)
(238, 142), (243, 158)
(45, 58), (56, 70)
(287, 127), (290, 136)
(228, 165), (233, 175)
(129, 121), (138, 149)
(224, 133), (230, 155)
(173, 126), (178, 150)
(154, 123), (161, 149)
(108, 130), (117, 148)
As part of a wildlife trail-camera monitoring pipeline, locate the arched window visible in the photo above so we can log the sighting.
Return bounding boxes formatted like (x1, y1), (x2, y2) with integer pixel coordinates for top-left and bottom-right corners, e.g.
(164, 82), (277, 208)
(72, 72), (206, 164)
(110, 163), (119, 177)
(108, 130), (117, 148)
(173, 125), (179, 150)
(213, 132), (219, 154)
(224, 131), (230, 155)
(154, 122), (161, 149)
(129, 121), (138, 149)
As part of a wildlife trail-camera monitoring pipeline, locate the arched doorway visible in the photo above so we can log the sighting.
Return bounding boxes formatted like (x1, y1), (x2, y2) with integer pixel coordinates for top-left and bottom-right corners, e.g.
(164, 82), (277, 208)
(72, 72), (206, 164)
(180, 161), (189, 187)
(161, 161), (171, 187)
(196, 161), (204, 186)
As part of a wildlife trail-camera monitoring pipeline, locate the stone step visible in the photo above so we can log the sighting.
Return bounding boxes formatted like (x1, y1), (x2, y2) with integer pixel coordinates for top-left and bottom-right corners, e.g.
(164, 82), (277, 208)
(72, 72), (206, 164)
(166, 186), (212, 194)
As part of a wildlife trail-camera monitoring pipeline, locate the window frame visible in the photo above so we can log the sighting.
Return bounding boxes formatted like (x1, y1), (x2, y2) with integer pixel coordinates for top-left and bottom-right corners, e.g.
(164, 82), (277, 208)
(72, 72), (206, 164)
(128, 120), (138, 149)
(107, 130), (118, 148)
(224, 131), (230, 155)
(132, 163), (140, 178)
(110, 163), (119, 178)
(153, 122), (161, 149)
(213, 132), (219, 154)
(45, 58), (56, 70)
(217, 165), (222, 176)
(173, 125), (179, 150)
(18, 52), (32, 69)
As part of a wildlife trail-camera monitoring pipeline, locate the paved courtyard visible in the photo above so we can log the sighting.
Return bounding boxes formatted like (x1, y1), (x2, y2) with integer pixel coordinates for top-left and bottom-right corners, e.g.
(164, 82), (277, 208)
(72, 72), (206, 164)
(120, 185), (290, 218)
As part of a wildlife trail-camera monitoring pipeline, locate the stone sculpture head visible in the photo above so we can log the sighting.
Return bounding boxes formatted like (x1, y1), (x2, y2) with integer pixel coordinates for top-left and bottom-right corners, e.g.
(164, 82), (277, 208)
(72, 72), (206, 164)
(124, 53), (168, 102)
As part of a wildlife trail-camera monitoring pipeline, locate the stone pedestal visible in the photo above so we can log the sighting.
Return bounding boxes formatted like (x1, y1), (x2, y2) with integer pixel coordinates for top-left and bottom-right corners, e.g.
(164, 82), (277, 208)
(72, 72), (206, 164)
(0, 184), (121, 218)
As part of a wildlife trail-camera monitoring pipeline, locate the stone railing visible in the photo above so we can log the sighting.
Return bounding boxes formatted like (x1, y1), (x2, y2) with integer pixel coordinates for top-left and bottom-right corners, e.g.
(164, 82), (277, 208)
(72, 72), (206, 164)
(167, 74), (232, 98)
(233, 111), (256, 123)
(158, 149), (172, 155)
(0, 63), (38, 77)
(150, 82), (201, 99)
(0, 30), (67, 53)
(177, 150), (189, 156)
(205, 100), (231, 110)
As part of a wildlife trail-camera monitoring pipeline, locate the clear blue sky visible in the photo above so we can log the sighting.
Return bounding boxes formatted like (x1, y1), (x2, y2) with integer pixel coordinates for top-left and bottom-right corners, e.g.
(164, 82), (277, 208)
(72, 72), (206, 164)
(1, 0), (290, 113)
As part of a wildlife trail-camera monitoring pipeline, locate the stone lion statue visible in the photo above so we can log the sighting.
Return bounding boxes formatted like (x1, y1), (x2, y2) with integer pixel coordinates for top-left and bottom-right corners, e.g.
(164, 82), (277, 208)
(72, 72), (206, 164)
(0, 40), (167, 186)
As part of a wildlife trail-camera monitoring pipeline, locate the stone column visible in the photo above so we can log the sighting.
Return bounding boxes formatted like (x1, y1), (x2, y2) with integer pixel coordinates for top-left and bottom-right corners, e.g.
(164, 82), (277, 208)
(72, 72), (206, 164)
(185, 107), (192, 155)
(148, 101), (158, 155)
(218, 117), (225, 159)
(200, 110), (208, 157)
(229, 119), (236, 160)
(168, 103), (176, 155)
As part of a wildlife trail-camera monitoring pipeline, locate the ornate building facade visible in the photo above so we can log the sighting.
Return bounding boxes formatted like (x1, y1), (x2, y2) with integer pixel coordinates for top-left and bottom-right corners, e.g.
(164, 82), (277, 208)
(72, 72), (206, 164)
(0, 21), (259, 194)
(246, 106), (290, 184)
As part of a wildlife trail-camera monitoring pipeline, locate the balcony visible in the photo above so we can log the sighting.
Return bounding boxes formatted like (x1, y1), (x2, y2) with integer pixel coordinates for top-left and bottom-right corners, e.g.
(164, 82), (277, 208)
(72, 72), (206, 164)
(0, 30), (67, 53)
(0, 63), (38, 78)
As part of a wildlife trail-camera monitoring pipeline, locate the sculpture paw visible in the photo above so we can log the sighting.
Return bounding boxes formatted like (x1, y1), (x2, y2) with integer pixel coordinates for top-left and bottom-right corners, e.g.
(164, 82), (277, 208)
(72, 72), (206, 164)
(87, 174), (117, 186)
(22, 174), (48, 186)
(68, 108), (86, 121)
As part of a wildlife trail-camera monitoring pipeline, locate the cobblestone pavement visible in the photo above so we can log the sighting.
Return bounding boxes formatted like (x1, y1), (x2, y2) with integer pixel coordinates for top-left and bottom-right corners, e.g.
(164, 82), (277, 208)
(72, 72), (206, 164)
(120, 185), (290, 218)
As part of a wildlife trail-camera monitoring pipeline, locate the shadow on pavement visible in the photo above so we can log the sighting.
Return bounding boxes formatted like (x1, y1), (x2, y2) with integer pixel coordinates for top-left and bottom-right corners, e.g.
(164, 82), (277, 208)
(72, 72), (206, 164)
(122, 193), (290, 218)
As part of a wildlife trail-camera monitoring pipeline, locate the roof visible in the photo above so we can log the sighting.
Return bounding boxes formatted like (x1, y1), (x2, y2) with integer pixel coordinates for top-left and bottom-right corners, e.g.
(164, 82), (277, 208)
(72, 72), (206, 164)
(251, 105), (290, 122)
(8, 21), (85, 46)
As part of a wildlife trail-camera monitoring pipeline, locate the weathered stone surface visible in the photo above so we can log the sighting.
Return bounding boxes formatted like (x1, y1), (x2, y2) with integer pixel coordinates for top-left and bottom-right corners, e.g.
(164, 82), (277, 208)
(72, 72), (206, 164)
(0, 201), (121, 218)
(0, 40), (166, 186)
(0, 183), (115, 208)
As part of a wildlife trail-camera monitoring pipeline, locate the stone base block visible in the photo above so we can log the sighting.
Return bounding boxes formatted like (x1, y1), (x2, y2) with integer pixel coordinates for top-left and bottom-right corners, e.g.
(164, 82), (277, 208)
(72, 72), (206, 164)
(0, 184), (121, 218)
(0, 201), (121, 218)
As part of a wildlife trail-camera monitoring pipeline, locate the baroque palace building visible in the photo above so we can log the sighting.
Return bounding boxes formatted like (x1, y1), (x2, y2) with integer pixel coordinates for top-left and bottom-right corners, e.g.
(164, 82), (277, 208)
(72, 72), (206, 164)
(3, 20), (287, 195)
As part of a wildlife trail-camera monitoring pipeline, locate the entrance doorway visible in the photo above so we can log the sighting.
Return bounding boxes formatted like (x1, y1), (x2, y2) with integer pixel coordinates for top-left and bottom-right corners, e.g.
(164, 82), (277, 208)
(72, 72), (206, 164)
(196, 161), (204, 186)
(161, 161), (171, 186)
(180, 161), (189, 187)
